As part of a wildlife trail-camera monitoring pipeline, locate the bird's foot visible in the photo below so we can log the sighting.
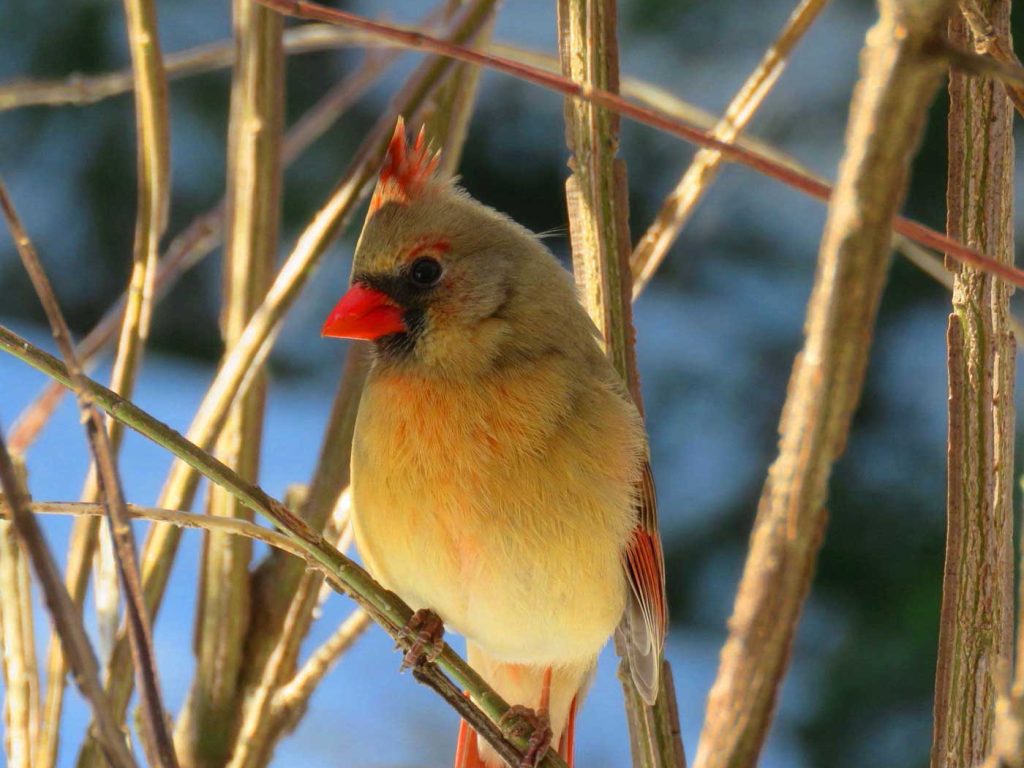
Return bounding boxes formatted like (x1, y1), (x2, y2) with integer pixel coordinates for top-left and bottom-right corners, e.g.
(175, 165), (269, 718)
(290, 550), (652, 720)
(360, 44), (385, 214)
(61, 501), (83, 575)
(398, 608), (445, 671)
(499, 705), (552, 768)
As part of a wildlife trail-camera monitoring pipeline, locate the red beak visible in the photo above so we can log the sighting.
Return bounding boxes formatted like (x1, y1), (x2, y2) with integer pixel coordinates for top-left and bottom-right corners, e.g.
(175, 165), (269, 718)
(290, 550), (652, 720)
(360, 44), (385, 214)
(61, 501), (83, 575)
(321, 283), (406, 340)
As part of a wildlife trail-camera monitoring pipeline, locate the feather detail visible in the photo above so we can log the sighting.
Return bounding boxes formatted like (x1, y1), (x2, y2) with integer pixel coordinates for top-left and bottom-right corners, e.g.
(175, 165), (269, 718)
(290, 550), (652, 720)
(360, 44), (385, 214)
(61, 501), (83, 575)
(454, 717), (485, 768)
(558, 696), (578, 767)
(369, 116), (441, 214)
(620, 459), (668, 705)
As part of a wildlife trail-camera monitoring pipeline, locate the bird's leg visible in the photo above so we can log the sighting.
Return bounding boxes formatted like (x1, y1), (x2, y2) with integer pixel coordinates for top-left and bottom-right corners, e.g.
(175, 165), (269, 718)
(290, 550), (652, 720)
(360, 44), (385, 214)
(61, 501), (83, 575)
(499, 668), (554, 768)
(399, 607), (445, 670)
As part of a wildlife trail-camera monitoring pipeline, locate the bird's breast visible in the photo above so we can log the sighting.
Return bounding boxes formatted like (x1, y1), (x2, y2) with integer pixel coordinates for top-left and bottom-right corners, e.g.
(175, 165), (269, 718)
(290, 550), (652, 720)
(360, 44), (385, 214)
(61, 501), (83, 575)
(350, 359), (644, 663)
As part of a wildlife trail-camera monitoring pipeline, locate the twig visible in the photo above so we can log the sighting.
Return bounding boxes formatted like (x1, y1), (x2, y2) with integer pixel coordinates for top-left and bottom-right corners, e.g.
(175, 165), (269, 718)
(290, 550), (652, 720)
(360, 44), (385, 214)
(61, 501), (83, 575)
(229, 346), (368, 767)
(0, 508), (38, 768)
(174, 0), (285, 762)
(0, 324), (566, 768)
(693, 1), (956, 766)
(0, 423), (136, 768)
(7, 42), (399, 458)
(0, 501), (308, 559)
(556, 1), (684, 766)
(0, 25), (392, 112)
(255, 0), (1024, 290)
(269, 609), (372, 728)
(630, 0), (829, 299)
(935, 1), (1016, 766)
(0, 181), (178, 768)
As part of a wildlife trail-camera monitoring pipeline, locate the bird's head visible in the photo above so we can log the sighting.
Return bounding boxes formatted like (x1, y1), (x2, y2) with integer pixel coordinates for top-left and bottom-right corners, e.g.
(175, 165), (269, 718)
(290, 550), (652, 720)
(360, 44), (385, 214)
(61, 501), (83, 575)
(323, 117), (582, 376)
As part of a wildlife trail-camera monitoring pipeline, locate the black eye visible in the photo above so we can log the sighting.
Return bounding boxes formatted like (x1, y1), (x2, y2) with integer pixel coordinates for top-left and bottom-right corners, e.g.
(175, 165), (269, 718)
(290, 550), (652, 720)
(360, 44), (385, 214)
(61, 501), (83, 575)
(409, 256), (443, 287)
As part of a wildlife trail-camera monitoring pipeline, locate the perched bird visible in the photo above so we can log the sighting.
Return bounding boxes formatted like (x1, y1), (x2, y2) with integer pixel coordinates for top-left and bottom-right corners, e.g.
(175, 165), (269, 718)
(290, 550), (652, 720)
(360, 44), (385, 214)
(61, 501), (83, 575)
(323, 118), (667, 768)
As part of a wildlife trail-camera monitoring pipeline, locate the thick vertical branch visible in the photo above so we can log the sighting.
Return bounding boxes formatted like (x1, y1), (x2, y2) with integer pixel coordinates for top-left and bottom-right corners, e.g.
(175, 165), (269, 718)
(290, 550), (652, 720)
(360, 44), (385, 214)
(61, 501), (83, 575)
(557, 1), (685, 766)
(173, 2), (284, 765)
(0, 493), (39, 768)
(693, 2), (954, 767)
(934, 2), (1016, 767)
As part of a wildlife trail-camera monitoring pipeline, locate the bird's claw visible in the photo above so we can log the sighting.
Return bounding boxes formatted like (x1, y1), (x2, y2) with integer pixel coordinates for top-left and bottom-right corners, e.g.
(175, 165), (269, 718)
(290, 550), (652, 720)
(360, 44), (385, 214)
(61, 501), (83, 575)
(499, 705), (552, 768)
(398, 608), (445, 671)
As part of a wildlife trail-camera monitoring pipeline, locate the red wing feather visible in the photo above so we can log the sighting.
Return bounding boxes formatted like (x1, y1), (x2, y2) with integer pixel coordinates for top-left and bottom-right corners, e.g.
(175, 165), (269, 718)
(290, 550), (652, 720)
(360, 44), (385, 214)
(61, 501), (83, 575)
(621, 459), (668, 704)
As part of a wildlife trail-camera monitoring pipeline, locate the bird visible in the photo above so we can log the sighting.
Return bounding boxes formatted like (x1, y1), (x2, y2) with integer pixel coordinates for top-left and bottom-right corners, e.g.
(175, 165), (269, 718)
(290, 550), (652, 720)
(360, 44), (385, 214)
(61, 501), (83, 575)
(322, 117), (667, 768)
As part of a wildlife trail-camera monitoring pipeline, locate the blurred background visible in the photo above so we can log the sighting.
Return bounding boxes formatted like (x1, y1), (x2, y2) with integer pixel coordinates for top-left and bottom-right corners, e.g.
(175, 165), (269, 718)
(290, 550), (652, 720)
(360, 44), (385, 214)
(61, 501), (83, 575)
(1, 0), (1020, 766)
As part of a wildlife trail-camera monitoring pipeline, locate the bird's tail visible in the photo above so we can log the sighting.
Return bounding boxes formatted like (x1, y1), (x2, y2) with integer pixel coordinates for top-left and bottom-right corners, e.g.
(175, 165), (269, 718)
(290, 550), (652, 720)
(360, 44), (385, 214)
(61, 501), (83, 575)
(452, 696), (578, 768)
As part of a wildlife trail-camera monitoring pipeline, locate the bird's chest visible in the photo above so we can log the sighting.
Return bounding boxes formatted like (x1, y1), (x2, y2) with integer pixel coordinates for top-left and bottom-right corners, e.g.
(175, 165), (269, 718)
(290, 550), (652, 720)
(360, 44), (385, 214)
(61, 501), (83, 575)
(349, 368), (572, 618)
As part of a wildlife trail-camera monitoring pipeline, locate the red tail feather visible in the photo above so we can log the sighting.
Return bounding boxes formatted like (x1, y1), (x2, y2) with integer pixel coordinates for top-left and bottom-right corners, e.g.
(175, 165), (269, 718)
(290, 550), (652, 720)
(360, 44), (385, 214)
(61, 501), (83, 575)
(559, 696), (578, 767)
(453, 717), (485, 768)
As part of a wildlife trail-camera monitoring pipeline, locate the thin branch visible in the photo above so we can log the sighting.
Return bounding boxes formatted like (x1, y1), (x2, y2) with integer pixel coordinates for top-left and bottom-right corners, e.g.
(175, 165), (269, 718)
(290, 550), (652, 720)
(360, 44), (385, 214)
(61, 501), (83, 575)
(630, 0), (829, 298)
(694, 1), (956, 766)
(255, 0), (1024, 291)
(0, 501), (308, 558)
(229, 351), (368, 767)
(936, 1), (1017, 766)
(0, 182), (178, 768)
(7, 43), (398, 458)
(0, 424), (136, 768)
(0, 324), (566, 768)
(269, 609), (372, 728)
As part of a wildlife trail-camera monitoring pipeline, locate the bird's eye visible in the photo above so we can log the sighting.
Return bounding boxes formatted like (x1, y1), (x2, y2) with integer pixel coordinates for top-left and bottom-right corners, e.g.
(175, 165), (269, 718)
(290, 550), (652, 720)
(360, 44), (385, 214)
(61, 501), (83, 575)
(409, 256), (443, 287)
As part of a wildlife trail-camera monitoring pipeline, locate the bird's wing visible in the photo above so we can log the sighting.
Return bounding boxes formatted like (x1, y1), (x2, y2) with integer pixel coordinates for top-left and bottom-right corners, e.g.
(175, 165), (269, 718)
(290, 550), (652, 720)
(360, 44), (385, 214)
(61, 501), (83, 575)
(618, 459), (668, 706)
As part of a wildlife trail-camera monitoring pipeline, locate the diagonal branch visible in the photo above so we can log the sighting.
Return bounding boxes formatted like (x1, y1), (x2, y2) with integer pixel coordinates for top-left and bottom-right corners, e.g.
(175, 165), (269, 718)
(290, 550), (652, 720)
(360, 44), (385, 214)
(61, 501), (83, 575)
(256, 0), (1024, 290)
(0, 425), (135, 768)
(694, 1), (957, 766)
(631, 0), (829, 298)
(0, 323), (567, 768)
(0, 182), (178, 768)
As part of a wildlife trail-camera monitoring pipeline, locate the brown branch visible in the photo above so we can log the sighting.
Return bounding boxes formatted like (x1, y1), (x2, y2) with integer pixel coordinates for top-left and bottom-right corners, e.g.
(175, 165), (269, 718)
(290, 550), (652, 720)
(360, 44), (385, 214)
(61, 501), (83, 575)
(693, 1), (956, 767)
(0, 492), (38, 768)
(0, 181), (178, 768)
(0, 427), (135, 768)
(557, 1), (684, 766)
(937, 1), (1017, 766)
(955, 0), (1024, 116)
(174, 1), (285, 762)
(256, 0), (1024, 291)
(630, 0), (829, 298)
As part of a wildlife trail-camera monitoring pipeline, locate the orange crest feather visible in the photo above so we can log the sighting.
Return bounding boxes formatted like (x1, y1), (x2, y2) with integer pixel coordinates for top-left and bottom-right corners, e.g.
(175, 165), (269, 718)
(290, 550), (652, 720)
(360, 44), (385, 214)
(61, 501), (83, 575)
(369, 116), (441, 214)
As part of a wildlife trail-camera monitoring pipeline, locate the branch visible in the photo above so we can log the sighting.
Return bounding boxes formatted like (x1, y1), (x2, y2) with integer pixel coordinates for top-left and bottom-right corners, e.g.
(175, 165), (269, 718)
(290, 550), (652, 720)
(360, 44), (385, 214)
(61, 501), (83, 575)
(0, 323), (566, 768)
(631, 0), (829, 298)
(0, 426), (135, 768)
(0, 182), (178, 768)
(936, 1), (1017, 766)
(694, 1), (956, 766)
(556, 0), (684, 765)
(174, 0), (285, 761)
(0, 491), (38, 768)
(255, 0), (1024, 290)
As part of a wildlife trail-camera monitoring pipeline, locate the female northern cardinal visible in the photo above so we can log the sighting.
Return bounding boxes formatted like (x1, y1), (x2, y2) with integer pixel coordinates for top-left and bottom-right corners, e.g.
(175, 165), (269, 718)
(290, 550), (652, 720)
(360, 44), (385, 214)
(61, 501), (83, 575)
(323, 118), (667, 768)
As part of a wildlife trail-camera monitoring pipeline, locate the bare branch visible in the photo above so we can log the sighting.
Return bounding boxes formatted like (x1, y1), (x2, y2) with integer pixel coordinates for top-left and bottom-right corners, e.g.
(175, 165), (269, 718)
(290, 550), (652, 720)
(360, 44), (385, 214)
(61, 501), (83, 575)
(256, 0), (1024, 289)
(936, 1), (1017, 766)
(694, 1), (956, 766)
(630, 0), (829, 299)
(0, 425), (135, 768)
(0, 182), (178, 768)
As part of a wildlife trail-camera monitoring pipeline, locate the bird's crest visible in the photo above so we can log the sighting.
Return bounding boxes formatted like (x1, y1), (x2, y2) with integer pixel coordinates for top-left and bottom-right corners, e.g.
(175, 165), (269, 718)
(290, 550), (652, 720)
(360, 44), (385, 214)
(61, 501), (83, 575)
(369, 116), (441, 215)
